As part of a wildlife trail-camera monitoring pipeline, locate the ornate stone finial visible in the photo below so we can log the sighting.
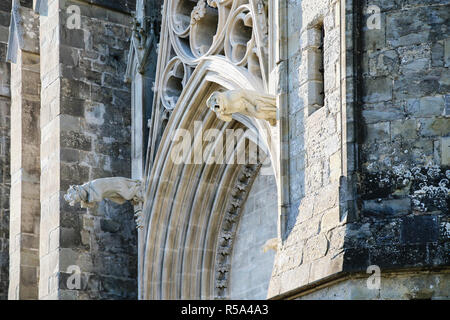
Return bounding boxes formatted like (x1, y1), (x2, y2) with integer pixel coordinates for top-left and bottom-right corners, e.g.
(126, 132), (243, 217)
(207, 89), (277, 126)
(64, 177), (144, 229)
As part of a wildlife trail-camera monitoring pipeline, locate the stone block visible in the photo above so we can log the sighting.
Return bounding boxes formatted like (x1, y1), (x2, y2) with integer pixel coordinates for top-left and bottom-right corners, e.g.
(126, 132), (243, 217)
(362, 77), (392, 104)
(445, 38), (450, 67)
(304, 234), (329, 262)
(308, 253), (343, 284)
(279, 263), (311, 294)
(362, 198), (411, 217)
(391, 119), (417, 140)
(419, 118), (450, 136)
(401, 215), (439, 245)
(386, 8), (430, 48)
(442, 136), (450, 166)
(320, 207), (340, 232)
(418, 96), (445, 116)
(366, 121), (390, 142)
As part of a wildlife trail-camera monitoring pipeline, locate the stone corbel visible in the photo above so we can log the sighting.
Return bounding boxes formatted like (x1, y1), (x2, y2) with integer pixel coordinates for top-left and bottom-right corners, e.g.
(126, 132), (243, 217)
(207, 89), (277, 126)
(64, 177), (145, 229)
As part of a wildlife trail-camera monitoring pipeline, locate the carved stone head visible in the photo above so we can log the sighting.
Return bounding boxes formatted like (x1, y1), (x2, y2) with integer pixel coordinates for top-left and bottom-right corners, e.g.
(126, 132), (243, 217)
(207, 91), (233, 122)
(64, 185), (82, 206)
(207, 92), (221, 113)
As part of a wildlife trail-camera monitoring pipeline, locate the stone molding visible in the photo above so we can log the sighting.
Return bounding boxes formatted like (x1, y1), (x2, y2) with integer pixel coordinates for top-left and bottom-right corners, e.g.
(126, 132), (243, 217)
(214, 162), (263, 299)
(133, 0), (282, 299)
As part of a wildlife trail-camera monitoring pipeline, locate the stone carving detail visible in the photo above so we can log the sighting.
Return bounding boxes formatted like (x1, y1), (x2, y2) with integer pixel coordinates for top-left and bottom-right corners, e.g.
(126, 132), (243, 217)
(160, 57), (191, 110)
(214, 162), (262, 299)
(225, 5), (254, 65)
(144, 0), (275, 181)
(160, 0), (271, 104)
(207, 89), (277, 125)
(64, 177), (145, 228)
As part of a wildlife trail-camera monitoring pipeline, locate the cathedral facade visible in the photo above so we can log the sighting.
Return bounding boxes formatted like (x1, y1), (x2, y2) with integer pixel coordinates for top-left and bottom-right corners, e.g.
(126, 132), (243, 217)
(0, 0), (448, 300)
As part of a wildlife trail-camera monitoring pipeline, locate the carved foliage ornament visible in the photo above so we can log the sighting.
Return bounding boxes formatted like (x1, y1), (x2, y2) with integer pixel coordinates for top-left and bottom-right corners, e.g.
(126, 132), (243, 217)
(214, 162), (262, 299)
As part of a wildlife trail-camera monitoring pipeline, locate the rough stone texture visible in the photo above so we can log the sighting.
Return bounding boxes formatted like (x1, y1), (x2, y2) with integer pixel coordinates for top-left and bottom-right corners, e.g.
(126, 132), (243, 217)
(38, 0), (136, 299)
(229, 168), (277, 300)
(269, 0), (450, 299)
(0, 0), (11, 301)
(270, 0), (346, 298)
(8, 1), (41, 300)
(350, 0), (450, 278)
(297, 271), (450, 300)
(2, 0), (448, 301)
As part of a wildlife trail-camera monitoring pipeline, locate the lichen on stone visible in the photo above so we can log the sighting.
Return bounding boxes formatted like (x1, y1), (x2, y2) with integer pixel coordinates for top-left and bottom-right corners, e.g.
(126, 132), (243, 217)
(361, 162), (449, 215)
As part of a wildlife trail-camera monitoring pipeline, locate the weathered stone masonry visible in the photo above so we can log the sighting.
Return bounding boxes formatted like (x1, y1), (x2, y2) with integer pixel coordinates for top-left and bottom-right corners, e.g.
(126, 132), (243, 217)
(38, 0), (137, 299)
(0, 0), (13, 300)
(268, 0), (449, 299)
(345, 0), (450, 293)
(7, 0), (41, 300)
(0, 0), (138, 300)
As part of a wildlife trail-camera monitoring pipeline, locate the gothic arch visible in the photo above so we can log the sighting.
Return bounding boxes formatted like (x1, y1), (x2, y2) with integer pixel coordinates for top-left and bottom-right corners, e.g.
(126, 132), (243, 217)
(138, 0), (279, 299)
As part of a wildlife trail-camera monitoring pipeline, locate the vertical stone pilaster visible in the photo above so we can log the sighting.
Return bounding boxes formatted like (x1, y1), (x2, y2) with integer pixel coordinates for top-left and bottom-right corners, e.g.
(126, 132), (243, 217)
(0, 0), (12, 300)
(7, 0), (40, 300)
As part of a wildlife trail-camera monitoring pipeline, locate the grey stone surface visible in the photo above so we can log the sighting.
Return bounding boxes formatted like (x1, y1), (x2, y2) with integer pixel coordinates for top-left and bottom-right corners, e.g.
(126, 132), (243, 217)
(269, 0), (450, 300)
(229, 168), (277, 300)
(297, 272), (450, 300)
(0, 0), (11, 301)
(0, 0), (11, 300)
(37, 0), (137, 300)
(1, 0), (449, 301)
(349, 0), (450, 289)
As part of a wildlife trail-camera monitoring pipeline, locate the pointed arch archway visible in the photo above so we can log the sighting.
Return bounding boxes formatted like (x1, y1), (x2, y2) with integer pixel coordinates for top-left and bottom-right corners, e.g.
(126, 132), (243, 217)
(139, 57), (279, 299)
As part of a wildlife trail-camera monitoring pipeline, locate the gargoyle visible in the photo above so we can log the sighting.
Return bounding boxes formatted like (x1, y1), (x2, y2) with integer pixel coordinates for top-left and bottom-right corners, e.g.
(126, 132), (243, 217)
(64, 177), (145, 229)
(64, 177), (144, 208)
(207, 89), (277, 126)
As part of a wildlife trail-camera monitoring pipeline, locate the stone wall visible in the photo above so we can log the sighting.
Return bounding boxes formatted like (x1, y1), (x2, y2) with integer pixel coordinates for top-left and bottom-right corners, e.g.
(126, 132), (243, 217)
(229, 167), (277, 299)
(342, 0), (450, 277)
(270, 0), (449, 299)
(297, 271), (450, 300)
(38, 0), (137, 299)
(0, 0), (12, 300)
(7, 0), (41, 300)
(269, 0), (346, 297)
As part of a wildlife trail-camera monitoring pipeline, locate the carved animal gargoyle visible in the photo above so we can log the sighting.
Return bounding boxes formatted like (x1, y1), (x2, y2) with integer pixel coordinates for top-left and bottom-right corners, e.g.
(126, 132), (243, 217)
(64, 177), (145, 229)
(207, 89), (277, 126)
(64, 177), (144, 208)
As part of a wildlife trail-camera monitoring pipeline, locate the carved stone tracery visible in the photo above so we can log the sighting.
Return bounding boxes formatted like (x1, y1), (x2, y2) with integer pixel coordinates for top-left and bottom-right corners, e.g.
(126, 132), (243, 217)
(137, 0), (280, 299)
(157, 0), (271, 113)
